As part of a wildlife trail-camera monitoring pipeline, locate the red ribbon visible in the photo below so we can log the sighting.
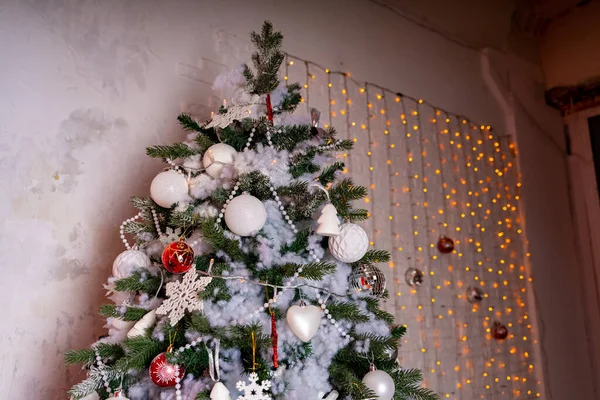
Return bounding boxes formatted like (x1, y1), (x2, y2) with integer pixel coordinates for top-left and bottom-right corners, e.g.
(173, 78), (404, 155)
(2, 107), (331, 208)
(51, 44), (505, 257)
(266, 92), (274, 124)
(271, 312), (278, 368)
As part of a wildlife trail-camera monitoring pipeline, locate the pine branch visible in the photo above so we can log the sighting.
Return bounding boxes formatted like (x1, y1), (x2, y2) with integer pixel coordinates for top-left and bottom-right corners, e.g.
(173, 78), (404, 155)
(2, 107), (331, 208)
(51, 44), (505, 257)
(65, 348), (95, 366)
(364, 297), (395, 325)
(200, 219), (247, 262)
(113, 270), (162, 294)
(351, 249), (391, 267)
(318, 162), (345, 185)
(243, 21), (284, 95)
(271, 124), (312, 151)
(194, 133), (216, 152)
(99, 304), (147, 321)
(146, 143), (197, 159)
(278, 83), (302, 113)
(323, 301), (370, 323)
(116, 336), (166, 371)
(177, 113), (203, 132)
(280, 229), (309, 254)
(392, 368), (439, 400)
(347, 209), (370, 221)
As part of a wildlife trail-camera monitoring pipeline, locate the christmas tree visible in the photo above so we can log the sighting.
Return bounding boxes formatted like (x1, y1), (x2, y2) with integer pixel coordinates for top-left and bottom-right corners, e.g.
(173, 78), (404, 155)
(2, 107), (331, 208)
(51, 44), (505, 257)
(66, 22), (438, 400)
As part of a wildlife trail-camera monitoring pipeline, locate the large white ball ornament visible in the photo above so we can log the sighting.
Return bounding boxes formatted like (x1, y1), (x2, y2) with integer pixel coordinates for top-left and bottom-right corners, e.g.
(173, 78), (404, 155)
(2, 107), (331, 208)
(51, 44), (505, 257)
(203, 143), (237, 178)
(224, 193), (267, 236)
(112, 249), (152, 279)
(362, 369), (395, 400)
(150, 170), (189, 208)
(328, 223), (369, 263)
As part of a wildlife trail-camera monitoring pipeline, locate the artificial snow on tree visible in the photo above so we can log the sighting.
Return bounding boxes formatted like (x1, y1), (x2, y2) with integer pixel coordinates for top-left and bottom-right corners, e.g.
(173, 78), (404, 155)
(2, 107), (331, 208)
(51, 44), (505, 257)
(65, 21), (437, 400)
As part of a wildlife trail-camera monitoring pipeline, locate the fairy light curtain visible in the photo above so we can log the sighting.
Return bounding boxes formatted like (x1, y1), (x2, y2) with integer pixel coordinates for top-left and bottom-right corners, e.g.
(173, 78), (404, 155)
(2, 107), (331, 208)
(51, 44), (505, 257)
(283, 54), (542, 399)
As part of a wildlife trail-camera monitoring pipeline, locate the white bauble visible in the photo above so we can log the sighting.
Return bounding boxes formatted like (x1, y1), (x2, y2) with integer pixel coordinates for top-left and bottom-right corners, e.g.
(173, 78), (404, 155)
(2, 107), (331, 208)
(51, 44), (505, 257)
(74, 392), (100, 400)
(150, 170), (189, 208)
(112, 249), (151, 279)
(127, 310), (157, 338)
(210, 382), (232, 400)
(203, 143), (237, 178)
(224, 193), (267, 236)
(286, 303), (322, 342)
(362, 369), (395, 400)
(328, 223), (369, 263)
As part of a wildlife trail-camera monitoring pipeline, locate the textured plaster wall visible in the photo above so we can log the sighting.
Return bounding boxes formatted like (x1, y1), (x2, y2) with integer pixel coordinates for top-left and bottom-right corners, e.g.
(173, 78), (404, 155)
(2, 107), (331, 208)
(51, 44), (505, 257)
(0, 0), (590, 399)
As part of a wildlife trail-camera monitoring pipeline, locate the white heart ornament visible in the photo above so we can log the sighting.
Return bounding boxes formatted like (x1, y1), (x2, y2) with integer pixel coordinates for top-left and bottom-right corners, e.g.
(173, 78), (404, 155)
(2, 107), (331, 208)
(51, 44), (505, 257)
(286, 303), (322, 342)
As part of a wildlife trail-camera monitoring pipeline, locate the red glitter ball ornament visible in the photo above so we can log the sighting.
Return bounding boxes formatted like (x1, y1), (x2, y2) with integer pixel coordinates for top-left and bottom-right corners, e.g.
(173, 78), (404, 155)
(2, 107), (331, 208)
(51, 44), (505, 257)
(492, 321), (509, 340)
(161, 240), (194, 274)
(149, 352), (184, 387)
(437, 235), (454, 254)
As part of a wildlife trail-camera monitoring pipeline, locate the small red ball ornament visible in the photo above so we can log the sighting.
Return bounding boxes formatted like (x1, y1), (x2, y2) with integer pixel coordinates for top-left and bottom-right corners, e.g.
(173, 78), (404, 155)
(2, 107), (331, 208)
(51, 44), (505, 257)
(149, 352), (184, 387)
(437, 235), (454, 254)
(161, 239), (194, 274)
(492, 321), (509, 340)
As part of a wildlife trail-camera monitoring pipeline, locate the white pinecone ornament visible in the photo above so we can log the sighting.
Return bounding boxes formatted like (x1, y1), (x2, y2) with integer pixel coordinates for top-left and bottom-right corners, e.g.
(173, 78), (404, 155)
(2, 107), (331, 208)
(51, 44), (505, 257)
(328, 223), (369, 263)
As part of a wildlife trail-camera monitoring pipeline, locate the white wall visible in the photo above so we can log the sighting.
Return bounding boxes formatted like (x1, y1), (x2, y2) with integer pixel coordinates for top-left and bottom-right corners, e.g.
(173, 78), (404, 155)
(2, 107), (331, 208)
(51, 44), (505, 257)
(539, 0), (600, 88)
(0, 0), (591, 399)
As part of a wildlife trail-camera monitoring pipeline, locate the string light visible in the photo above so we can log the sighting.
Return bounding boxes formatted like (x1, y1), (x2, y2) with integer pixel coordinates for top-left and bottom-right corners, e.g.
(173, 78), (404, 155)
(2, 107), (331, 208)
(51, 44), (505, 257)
(285, 53), (539, 399)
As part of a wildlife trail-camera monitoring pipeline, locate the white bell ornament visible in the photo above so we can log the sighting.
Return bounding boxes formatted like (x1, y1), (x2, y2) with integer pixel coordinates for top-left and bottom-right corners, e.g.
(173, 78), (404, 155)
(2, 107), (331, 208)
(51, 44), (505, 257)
(328, 223), (369, 263)
(224, 193), (267, 236)
(318, 390), (339, 400)
(362, 366), (395, 400)
(150, 170), (189, 208)
(203, 143), (237, 178)
(316, 204), (341, 236)
(286, 301), (322, 342)
(210, 382), (232, 400)
(127, 310), (157, 338)
(112, 249), (151, 279)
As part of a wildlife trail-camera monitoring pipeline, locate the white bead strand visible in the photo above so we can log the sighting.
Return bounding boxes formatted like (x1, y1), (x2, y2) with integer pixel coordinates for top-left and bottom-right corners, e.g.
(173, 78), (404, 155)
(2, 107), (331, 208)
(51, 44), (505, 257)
(150, 208), (164, 238)
(119, 213), (142, 250)
(94, 347), (113, 394)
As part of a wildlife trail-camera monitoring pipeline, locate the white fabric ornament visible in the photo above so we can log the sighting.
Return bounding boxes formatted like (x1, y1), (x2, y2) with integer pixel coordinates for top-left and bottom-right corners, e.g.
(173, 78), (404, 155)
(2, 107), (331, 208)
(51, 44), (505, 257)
(210, 382), (231, 400)
(362, 367), (395, 400)
(112, 249), (151, 279)
(236, 372), (271, 400)
(286, 301), (322, 342)
(318, 391), (339, 400)
(150, 170), (189, 208)
(328, 223), (369, 263)
(203, 143), (237, 178)
(224, 193), (267, 236)
(127, 310), (157, 338)
(315, 204), (340, 236)
(111, 318), (135, 331)
(156, 268), (213, 326)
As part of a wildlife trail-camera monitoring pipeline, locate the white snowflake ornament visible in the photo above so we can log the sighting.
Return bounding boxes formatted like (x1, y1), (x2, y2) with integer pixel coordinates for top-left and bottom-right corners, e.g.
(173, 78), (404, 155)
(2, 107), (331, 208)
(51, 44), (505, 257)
(156, 268), (212, 325)
(235, 372), (271, 400)
(205, 104), (255, 129)
(159, 227), (184, 245)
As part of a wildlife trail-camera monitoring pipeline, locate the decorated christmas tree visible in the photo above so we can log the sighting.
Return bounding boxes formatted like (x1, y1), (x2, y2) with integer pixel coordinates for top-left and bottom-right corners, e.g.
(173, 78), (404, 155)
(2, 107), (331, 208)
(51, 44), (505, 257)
(66, 22), (438, 400)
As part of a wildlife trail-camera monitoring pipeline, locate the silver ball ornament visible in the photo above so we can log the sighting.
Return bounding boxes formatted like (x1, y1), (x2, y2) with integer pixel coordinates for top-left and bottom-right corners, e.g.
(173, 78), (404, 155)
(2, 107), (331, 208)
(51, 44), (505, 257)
(466, 286), (484, 303)
(224, 193), (267, 236)
(349, 265), (386, 297)
(362, 368), (395, 400)
(112, 249), (151, 279)
(328, 223), (369, 263)
(404, 267), (424, 287)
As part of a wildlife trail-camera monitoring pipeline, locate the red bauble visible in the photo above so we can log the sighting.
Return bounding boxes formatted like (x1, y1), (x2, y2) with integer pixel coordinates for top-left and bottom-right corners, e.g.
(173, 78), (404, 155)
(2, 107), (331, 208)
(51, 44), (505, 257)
(161, 240), (194, 274)
(492, 321), (509, 340)
(437, 235), (454, 254)
(149, 352), (184, 387)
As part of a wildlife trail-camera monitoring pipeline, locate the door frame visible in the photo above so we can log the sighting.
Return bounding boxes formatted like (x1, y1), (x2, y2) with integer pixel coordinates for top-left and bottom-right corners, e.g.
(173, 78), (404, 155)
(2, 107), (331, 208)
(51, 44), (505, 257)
(564, 106), (600, 396)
